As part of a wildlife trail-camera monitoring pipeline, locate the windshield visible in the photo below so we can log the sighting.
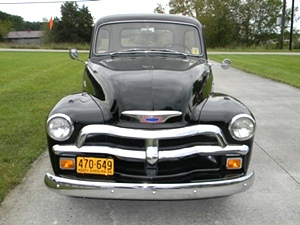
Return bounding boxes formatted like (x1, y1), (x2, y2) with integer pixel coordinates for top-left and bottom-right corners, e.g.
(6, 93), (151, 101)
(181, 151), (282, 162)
(95, 22), (202, 56)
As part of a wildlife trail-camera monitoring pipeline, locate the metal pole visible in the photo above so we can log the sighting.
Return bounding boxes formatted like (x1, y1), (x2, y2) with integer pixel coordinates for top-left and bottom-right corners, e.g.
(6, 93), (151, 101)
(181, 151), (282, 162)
(280, 0), (286, 49)
(289, 0), (295, 51)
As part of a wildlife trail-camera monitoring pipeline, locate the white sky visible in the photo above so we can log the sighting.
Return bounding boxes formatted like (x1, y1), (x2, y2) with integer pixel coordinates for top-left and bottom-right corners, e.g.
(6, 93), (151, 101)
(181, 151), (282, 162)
(0, 0), (170, 22)
(0, 0), (299, 28)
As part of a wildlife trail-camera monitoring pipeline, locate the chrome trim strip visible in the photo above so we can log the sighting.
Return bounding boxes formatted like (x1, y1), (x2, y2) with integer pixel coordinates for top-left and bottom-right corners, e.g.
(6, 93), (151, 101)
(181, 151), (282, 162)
(122, 110), (182, 123)
(145, 139), (159, 165)
(75, 124), (228, 148)
(52, 144), (249, 160)
(44, 172), (254, 200)
(53, 145), (146, 160)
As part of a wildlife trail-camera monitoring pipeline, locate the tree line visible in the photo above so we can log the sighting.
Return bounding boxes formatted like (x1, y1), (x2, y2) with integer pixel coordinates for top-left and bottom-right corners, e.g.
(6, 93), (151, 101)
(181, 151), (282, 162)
(1, 1), (299, 48)
(0, 11), (43, 41)
(155, 0), (299, 48)
(0, 2), (93, 44)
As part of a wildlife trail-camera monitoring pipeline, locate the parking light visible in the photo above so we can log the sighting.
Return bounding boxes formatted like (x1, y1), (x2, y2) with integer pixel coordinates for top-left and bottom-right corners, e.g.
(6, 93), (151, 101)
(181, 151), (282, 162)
(60, 158), (75, 170)
(226, 158), (242, 170)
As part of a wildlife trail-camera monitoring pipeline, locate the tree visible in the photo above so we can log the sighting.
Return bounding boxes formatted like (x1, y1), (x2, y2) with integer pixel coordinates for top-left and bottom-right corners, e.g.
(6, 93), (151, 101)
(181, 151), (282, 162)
(197, 0), (241, 48)
(158, 0), (283, 48)
(238, 0), (282, 46)
(154, 3), (167, 14)
(159, 0), (241, 47)
(0, 20), (13, 41)
(166, 0), (197, 17)
(49, 2), (94, 43)
(0, 11), (44, 32)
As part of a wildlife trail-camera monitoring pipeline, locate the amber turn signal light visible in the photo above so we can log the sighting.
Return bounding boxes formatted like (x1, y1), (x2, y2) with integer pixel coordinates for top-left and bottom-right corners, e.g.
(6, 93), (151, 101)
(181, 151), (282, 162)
(60, 158), (75, 170)
(226, 158), (242, 170)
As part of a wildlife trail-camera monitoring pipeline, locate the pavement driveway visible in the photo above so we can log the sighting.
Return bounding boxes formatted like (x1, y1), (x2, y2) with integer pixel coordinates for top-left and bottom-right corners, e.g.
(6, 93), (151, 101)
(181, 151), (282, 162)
(0, 60), (299, 225)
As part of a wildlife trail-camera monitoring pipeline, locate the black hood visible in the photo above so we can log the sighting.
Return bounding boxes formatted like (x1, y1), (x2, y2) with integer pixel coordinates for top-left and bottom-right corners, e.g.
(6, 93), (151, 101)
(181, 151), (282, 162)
(84, 56), (212, 124)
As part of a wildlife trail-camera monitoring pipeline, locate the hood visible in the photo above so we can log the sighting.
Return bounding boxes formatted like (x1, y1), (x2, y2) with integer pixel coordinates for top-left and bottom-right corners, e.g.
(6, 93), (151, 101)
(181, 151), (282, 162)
(84, 56), (212, 125)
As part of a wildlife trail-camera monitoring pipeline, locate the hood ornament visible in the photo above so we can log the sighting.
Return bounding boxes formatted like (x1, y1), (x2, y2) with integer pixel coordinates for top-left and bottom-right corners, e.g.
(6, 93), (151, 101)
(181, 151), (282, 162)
(122, 110), (182, 124)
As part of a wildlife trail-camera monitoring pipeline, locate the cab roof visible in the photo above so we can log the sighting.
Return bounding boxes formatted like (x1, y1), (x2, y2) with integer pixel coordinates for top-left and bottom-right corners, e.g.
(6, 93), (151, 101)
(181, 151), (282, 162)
(94, 14), (203, 29)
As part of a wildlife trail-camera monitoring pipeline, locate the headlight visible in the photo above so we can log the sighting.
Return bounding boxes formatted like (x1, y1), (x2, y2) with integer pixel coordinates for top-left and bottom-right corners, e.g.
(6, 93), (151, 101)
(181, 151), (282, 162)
(229, 114), (255, 141)
(46, 113), (74, 141)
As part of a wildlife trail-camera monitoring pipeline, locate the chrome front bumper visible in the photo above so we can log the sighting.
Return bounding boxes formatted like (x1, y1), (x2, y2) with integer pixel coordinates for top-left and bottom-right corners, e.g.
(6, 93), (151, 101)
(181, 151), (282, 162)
(44, 172), (254, 200)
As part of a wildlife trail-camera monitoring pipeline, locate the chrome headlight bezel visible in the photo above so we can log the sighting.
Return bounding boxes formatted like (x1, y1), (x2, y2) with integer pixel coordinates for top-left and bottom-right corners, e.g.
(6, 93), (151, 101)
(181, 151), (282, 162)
(228, 114), (256, 141)
(46, 113), (74, 141)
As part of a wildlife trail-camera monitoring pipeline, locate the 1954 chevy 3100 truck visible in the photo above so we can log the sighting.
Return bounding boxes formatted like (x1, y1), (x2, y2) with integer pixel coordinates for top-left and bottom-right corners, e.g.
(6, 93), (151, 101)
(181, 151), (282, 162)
(44, 13), (256, 200)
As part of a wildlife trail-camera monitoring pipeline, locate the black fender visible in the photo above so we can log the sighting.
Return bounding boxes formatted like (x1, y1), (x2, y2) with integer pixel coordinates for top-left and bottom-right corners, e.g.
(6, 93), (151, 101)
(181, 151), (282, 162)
(198, 93), (255, 171)
(199, 93), (255, 142)
(199, 93), (254, 124)
(48, 92), (104, 123)
(46, 92), (107, 174)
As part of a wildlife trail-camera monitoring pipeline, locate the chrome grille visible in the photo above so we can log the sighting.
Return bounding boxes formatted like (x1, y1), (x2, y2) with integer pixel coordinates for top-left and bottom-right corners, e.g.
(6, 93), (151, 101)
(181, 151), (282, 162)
(53, 124), (249, 183)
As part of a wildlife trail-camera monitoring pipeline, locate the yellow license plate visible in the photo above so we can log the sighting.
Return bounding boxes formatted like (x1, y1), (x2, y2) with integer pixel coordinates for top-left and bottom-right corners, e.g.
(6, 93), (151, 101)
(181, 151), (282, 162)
(76, 157), (114, 175)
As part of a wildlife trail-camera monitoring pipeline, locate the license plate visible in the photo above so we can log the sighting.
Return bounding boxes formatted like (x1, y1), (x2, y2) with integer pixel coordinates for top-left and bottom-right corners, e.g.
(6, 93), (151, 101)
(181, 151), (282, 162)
(76, 157), (114, 175)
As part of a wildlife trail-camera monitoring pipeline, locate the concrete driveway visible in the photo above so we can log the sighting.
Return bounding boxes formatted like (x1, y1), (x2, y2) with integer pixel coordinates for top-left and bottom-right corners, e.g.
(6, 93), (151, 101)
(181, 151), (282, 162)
(0, 61), (299, 225)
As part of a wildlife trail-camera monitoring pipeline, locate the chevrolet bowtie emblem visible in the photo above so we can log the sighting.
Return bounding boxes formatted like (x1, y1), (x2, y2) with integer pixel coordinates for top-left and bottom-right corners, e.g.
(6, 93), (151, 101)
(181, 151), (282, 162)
(122, 110), (182, 124)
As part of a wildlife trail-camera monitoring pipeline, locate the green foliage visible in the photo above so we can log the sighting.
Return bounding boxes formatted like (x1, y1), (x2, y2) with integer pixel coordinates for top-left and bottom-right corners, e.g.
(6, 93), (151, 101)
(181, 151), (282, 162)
(1, 1), (93, 44)
(0, 20), (13, 41)
(154, 3), (166, 14)
(162, 0), (284, 48)
(0, 11), (25, 30)
(293, 36), (300, 49)
(44, 2), (93, 44)
(0, 11), (44, 31)
(0, 51), (87, 203)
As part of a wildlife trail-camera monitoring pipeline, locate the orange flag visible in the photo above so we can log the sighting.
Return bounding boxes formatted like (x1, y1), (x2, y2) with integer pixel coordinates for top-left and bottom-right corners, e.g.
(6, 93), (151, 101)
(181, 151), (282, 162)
(49, 17), (54, 30)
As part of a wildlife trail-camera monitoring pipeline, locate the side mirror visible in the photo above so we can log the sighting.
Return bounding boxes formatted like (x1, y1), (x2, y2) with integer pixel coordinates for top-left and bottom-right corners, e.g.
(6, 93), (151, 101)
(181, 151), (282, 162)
(69, 48), (87, 66)
(221, 59), (231, 70)
(69, 48), (79, 60)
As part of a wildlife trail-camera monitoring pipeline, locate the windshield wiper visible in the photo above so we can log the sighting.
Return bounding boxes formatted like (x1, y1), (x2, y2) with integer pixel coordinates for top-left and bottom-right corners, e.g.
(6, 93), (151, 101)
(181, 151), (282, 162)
(109, 49), (148, 58)
(109, 48), (189, 59)
(149, 49), (188, 57)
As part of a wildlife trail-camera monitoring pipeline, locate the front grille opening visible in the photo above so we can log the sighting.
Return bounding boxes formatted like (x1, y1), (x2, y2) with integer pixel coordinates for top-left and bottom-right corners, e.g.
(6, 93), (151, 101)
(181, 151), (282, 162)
(159, 135), (218, 149)
(84, 134), (145, 149)
(165, 115), (182, 123)
(158, 155), (221, 175)
(83, 134), (219, 150)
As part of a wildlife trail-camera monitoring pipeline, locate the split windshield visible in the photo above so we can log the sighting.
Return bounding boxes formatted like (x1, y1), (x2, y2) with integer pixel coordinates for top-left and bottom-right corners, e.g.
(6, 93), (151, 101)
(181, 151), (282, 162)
(95, 22), (202, 56)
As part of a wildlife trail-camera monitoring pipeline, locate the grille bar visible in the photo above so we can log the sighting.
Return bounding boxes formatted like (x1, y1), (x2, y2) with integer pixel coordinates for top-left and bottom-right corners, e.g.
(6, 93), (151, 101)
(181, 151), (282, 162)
(52, 144), (249, 160)
(76, 124), (228, 148)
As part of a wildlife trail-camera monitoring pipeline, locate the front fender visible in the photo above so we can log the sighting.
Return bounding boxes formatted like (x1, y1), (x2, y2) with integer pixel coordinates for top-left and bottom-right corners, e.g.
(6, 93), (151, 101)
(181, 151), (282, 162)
(48, 92), (105, 124)
(199, 93), (255, 142)
(199, 93), (254, 124)
(46, 92), (107, 175)
(198, 93), (255, 169)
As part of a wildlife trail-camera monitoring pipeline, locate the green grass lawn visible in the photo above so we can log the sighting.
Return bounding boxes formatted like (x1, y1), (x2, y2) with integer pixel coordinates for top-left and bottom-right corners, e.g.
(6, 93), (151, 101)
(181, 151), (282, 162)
(0, 51), (87, 202)
(0, 51), (299, 203)
(208, 54), (300, 88)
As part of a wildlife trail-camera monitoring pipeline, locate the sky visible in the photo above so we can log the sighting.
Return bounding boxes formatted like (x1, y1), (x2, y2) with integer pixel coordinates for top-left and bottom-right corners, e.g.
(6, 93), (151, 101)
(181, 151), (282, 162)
(0, 0), (170, 22)
(0, 0), (299, 28)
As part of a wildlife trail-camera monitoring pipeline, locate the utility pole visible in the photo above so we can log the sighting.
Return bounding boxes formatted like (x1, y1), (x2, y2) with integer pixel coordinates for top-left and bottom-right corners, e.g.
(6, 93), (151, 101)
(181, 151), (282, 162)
(279, 0), (286, 49)
(289, 0), (295, 51)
